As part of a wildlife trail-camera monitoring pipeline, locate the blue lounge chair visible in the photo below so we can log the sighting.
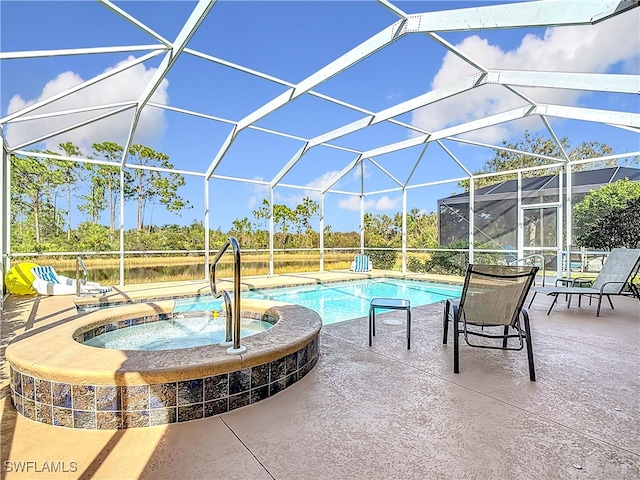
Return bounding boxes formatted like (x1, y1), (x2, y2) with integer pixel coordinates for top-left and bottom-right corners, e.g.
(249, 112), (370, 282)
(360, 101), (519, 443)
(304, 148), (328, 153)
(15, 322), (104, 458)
(350, 254), (372, 272)
(31, 265), (112, 296)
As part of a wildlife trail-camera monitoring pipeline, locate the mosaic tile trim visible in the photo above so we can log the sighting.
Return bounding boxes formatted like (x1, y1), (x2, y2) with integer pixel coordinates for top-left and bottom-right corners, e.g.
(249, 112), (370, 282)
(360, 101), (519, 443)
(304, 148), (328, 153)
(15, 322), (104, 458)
(10, 337), (319, 430)
(72, 311), (277, 344)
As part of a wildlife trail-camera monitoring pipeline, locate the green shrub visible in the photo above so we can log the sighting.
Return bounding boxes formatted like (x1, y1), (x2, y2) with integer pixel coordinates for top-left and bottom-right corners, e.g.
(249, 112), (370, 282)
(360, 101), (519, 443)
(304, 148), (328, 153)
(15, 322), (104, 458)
(407, 256), (426, 273)
(408, 241), (504, 276)
(424, 240), (469, 276)
(368, 247), (398, 270)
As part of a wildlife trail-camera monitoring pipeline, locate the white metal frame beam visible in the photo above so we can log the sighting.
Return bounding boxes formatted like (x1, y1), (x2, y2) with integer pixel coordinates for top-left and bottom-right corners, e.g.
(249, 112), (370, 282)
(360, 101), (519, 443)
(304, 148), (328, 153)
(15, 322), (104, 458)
(1, 0), (638, 290)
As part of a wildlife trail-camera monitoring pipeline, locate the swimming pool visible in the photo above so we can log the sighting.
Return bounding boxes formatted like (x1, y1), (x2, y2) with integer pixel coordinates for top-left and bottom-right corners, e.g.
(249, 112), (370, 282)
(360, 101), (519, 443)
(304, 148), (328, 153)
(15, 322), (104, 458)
(175, 278), (462, 325)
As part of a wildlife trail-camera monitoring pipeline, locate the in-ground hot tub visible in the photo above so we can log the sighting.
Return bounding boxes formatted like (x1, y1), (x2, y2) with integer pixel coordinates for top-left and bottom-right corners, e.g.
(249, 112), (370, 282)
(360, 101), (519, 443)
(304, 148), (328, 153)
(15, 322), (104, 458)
(80, 311), (277, 351)
(6, 299), (321, 429)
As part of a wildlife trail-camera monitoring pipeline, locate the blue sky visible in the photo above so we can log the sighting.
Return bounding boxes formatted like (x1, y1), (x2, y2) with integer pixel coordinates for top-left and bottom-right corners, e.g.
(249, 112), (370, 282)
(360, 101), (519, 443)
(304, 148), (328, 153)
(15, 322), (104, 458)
(1, 0), (639, 232)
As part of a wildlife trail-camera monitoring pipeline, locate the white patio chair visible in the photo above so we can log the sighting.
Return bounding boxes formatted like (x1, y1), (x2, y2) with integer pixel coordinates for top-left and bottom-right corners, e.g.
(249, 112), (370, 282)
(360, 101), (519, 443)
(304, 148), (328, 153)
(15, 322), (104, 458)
(31, 265), (111, 296)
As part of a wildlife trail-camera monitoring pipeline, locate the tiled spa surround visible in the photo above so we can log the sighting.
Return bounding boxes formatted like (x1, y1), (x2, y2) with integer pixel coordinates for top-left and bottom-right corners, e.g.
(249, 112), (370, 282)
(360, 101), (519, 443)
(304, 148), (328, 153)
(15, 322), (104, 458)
(10, 338), (318, 429)
(6, 300), (322, 430)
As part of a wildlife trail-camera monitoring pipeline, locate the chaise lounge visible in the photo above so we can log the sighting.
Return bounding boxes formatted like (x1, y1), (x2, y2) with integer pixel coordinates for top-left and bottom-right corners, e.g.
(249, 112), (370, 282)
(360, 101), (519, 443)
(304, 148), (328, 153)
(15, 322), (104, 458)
(31, 265), (112, 296)
(528, 248), (640, 316)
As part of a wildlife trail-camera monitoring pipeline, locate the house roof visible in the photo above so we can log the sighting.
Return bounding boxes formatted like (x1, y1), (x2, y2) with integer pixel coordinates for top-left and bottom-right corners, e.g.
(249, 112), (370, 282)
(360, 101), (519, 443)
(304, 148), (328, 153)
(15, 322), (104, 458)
(438, 167), (640, 205)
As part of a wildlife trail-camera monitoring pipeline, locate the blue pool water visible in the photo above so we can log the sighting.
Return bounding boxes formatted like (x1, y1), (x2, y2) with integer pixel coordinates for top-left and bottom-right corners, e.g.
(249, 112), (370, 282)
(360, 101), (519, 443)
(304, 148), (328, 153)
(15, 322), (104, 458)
(174, 278), (462, 325)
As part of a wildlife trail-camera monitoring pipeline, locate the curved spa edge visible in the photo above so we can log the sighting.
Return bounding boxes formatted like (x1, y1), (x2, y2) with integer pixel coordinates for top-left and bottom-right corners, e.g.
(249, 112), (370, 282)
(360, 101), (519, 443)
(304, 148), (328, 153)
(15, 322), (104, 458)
(6, 299), (322, 429)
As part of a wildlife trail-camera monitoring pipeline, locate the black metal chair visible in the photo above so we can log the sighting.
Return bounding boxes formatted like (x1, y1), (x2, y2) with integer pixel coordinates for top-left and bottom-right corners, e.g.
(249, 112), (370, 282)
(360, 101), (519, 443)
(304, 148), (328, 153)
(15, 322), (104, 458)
(443, 264), (539, 381)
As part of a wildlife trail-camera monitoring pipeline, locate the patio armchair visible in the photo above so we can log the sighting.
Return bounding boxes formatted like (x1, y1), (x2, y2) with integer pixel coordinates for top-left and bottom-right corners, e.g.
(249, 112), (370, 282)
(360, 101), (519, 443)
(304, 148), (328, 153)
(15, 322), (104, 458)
(350, 254), (372, 272)
(443, 264), (539, 381)
(528, 248), (640, 316)
(31, 265), (112, 296)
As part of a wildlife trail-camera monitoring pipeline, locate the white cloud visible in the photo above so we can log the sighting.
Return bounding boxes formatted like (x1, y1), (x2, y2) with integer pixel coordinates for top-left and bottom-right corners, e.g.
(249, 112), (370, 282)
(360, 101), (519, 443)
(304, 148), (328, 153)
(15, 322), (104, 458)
(412, 10), (640, 143)
(303, 170), (344, 200)
(338, 195), (374, 211)
(353, 161), (369, 182)
(337, 194), (400, 212)
(275, 170), (345, 207)
(374, 195), (401, 210)
(6, 55), (169, 154)
(245, 170), (348, 214)
(246, 177), (269, 210)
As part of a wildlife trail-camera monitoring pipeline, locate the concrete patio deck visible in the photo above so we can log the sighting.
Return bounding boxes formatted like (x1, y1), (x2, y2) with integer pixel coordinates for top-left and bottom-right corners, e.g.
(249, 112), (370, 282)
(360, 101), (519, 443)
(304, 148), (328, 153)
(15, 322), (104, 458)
(1, 271), (638, 479)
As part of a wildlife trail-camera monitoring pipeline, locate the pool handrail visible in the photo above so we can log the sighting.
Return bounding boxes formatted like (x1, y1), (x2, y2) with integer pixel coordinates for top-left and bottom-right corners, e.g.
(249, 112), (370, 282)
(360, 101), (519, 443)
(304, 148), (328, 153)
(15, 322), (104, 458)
(209, 237), (246, 354)
(76, 256), (88, 297)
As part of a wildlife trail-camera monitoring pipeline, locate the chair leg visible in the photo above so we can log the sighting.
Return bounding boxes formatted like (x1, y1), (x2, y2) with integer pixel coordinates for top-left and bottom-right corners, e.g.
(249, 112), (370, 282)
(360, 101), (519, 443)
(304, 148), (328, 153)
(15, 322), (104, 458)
(546, 294), (559, 315)
(453, 312), (460, 374)
(368, 307), (374, 346)
(606, 295), (614, 310)
(502, 325), (509, 349)
(528, 291), (537, 308)
(443, 300), (450, 344)
(407, 309), (411, 350)
(596, 295), (614, 317)
(522, 310), (536, 381)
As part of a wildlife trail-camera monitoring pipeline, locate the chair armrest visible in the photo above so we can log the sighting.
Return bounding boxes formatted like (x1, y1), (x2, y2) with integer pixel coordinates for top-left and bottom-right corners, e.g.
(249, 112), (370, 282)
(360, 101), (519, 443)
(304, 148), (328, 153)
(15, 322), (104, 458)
(597, 280), (627, 294)
(445, 298), (461, 321)
(57, 275), (76, 287)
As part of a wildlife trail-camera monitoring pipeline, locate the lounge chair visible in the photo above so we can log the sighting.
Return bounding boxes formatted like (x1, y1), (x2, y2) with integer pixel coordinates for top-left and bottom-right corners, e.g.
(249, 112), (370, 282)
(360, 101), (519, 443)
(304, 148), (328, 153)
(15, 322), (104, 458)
(443, 264), (539, 381)
(528, 248), (640, 316)
(31, 265), (112, 296)
(350, 254), (372, 272)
